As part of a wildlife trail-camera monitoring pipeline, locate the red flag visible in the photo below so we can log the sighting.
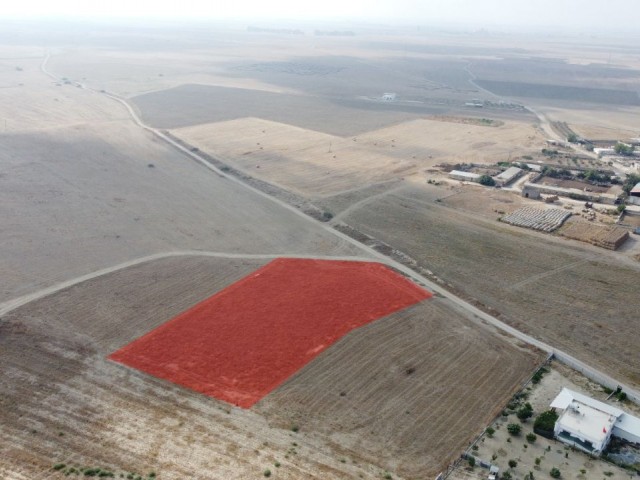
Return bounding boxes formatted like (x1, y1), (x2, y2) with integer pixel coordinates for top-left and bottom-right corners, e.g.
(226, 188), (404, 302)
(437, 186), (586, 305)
(603, 426), (607, 433)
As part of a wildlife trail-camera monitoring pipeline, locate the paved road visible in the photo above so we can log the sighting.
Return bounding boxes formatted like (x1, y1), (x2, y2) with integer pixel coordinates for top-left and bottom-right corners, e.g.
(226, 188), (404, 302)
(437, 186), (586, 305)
(33, 53), (640, 403)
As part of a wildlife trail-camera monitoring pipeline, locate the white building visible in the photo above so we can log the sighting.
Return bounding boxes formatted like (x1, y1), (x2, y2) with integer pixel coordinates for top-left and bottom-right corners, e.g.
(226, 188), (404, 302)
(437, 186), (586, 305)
(381, 92), (396, 101)
(449, 170), (481, 183)
(494, 166), (523, 186)
(628, 182), (640, 206)
(550, 388), (640, 456)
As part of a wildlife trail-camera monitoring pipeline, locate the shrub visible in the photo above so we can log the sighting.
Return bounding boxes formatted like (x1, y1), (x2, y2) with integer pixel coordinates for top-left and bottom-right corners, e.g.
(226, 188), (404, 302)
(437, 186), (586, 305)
(479, 175), (496, 186)
(486, 426), (495, 438)
(603, 386), (614, 394)
(509, 460), (518, 469)
(526, 433), (537, 443)
(517, 403), (534, 422)
(291, 424), (299, 432)
(54, 464), (66, 471)
(507, 423), (521, 435)
(550, 467), (561, 478)
(617, 391), (627, 402)
(534, 410), (559, 438)
(468, 456), (475, 468)
(263, 469), (271, 477)
(503, 472), (512, 480)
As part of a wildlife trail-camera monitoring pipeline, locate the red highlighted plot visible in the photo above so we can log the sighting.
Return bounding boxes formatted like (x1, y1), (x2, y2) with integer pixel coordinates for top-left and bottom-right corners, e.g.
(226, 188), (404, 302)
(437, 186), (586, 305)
(109, 258), (431, 408)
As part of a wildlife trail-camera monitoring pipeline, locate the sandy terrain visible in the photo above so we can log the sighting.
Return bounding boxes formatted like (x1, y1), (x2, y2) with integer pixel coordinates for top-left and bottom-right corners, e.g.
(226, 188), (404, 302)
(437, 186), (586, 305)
(172, 116), (542, 197)
(339, 184), (640, 388)
(1, 255), (541, 480)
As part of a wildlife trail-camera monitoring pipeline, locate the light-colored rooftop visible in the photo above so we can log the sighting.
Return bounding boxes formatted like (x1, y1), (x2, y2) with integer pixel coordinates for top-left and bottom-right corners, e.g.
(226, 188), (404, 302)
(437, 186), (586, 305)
(551, 387), (624, 417)
(495, 166), (522, 181)
(630, 182), (640, 195)
(449, 170), (481, 179)
(557, 400), (618, 444)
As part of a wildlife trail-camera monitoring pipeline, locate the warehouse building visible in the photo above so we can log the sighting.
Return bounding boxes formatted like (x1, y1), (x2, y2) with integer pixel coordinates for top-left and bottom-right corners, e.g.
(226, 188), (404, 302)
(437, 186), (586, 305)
(449, 170), (481, 182)
(494, 166), (523, 186)
(628, 182), (640, 206)
(550, 388), (640, 456)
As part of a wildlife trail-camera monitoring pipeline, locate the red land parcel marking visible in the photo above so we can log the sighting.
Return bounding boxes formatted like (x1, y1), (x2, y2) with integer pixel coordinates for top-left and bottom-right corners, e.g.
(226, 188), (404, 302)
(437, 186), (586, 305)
(109, 258), (431, 408)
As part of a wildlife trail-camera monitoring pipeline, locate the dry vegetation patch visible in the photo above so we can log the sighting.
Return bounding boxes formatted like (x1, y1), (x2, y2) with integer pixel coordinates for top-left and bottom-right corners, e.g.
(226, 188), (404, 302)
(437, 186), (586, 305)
(560, 221), (629, 250)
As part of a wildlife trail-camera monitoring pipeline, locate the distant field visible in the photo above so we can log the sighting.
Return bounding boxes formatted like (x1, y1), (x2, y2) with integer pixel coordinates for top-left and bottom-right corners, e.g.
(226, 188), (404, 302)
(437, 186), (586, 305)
(172, 116), (542, 197)
(341, 185), (640, 388)
(1, 255), (540, 480)
(132, 84), (443, 135)
(476, 79), (640, 106)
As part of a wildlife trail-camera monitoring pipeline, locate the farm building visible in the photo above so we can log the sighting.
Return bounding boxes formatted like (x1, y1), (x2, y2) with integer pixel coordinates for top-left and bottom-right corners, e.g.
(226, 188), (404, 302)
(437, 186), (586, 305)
(627, 182), (640, 206)
(550, 388), (640, 456)
(449, 170), (481, 182)
(594, 148), (616, 157)
(494, 166), (523, 186)
(520, 182), (615, 204)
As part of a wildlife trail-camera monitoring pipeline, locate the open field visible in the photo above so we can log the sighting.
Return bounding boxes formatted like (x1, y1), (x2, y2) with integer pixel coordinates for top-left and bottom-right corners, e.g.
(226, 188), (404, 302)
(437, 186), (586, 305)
(339, 184), (640, 388)
(0, 119), (362, 302)
(1, 255), (541, 480)
(172, 116), (543, 196)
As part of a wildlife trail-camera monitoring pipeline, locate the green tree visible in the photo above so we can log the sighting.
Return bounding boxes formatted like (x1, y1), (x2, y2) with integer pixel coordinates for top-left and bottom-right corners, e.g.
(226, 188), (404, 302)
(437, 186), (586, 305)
(509, 460), (518, 469)
(507, 423), (522, 435)
(468, 456), (476, 468)
(479, 174), (496, 186)
(567, 133), (578, 143)
(615, 143), (635, 156)
(550, 467), (561, 478)
(526, 433), (537, 443)
(486, 427), (495, 438)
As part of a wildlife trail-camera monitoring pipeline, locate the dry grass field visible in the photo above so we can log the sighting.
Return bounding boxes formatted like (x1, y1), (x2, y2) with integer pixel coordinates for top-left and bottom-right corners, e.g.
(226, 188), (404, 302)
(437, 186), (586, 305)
(172, 116), (542, 197)
(1, 255), (541, 480)
(339, 184), (640, 388)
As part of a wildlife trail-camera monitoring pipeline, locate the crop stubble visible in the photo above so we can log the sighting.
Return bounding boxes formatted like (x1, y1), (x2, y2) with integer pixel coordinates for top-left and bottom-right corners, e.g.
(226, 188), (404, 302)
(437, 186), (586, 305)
(341, 185), (640, 387)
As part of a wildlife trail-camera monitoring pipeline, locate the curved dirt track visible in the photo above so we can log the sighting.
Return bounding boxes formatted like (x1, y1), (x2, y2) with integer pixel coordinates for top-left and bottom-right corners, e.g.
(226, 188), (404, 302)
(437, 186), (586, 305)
(0, 251), (373, 318)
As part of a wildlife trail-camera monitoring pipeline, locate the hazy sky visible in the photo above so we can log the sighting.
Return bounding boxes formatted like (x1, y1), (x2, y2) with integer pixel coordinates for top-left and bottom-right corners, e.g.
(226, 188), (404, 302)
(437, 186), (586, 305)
(1, 0), (638, 31)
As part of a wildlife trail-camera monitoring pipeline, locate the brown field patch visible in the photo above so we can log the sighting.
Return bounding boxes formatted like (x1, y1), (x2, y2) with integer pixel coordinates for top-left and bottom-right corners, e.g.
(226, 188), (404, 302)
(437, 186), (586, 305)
(560, 220), (630, 250)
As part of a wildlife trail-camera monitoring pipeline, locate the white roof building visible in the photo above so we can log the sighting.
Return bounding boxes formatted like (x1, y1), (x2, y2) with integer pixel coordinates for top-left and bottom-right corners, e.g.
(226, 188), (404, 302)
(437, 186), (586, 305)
(494, 166), (523, 186)
(551, 388), (640, 456)
(449, 170), (481, 182)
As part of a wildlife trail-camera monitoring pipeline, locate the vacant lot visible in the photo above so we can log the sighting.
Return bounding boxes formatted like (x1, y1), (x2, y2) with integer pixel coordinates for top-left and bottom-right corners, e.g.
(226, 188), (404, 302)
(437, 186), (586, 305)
(341, 185), (640, 387)
(1, 255), (540, 480)
(173, 116), (542, 196)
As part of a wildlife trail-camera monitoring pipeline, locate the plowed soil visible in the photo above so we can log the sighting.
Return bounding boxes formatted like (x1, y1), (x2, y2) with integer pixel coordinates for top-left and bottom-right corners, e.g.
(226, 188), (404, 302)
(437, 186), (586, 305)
(110, 259), (430, 408)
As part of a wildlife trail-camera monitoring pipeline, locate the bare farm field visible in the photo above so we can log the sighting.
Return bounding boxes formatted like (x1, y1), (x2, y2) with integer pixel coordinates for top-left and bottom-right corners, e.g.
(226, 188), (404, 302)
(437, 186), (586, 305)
(172, 116), (543, 197)
(340, 185), (640, 388)
(0, 120), (362, 302)
(1, 255), (541, 480)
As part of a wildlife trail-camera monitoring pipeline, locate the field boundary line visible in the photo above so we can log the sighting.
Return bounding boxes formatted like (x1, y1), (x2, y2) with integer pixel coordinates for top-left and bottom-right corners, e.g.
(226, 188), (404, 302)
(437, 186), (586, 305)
(38, 52), (640, 406)
(0, 251), (374, 318)
(507, 258), (592, 291)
